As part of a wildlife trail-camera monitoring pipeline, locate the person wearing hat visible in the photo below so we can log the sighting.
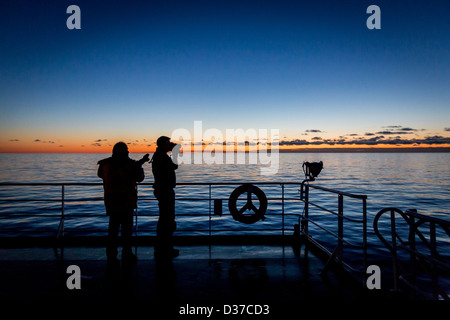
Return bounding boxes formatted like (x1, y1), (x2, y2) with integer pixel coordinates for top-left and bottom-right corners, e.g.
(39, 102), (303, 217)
(98, 142), (149, 265)
(152, 136), (179, 259)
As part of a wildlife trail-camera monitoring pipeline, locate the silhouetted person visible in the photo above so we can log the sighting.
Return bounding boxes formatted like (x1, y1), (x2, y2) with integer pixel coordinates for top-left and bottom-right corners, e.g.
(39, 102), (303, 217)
(98, 142), (149, 265)
(152, 136), (179, 259)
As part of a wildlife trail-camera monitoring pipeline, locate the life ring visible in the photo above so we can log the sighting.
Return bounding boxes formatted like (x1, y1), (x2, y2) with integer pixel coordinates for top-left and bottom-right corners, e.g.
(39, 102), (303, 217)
(228, 184), (268, 224)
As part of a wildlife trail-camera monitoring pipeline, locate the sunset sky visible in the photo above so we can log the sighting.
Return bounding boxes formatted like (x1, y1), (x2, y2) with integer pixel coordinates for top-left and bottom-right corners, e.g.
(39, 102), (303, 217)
(1, 0), (449, 153)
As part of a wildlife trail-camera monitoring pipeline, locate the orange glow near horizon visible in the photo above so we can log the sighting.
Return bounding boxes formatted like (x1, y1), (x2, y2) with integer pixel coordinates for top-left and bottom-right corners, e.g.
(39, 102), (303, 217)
(1, 140), (449, 153)
(0, 143), (157, 154)
(277, 143), (450, 150)
(2, 129), (449, 153)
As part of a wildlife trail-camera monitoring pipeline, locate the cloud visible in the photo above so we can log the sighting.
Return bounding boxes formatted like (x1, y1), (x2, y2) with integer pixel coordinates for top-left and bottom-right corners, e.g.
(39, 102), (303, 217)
(91, 139), (109, 146)
(421, 135), (450, 144)
(279, 135), (450, 147)
(33, 139), (56, 144)
(375, 130), (410, 135)
(8, 139), (20, 142)
(445, 128), (450, 132)
(305, 129), (322, 133)
(280, 139), (311, 146)
(374, 125), (423, 136)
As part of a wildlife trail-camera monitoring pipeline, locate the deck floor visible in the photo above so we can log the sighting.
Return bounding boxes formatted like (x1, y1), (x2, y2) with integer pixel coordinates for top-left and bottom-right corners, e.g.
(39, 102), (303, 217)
(0, 244), (370, 313)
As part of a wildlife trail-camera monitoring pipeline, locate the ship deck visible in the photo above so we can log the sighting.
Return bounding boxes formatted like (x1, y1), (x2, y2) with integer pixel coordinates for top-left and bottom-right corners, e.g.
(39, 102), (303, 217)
(3, 181), (445, 313)
(0, 237), (387, 316)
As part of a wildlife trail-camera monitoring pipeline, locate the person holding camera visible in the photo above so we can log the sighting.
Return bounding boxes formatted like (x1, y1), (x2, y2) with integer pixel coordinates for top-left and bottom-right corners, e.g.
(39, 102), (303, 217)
(152, 136), (179, 259)
(97, 142), (149, 265)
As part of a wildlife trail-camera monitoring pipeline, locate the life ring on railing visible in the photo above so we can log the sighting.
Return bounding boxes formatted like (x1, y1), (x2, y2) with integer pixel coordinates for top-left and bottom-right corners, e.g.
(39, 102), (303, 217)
(228, 184), (268, 224)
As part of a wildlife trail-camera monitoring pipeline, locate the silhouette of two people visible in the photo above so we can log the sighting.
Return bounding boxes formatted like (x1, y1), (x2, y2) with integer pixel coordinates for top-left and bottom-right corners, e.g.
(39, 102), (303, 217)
(152, 136), (179, 259)
(98, 142), (149, 265)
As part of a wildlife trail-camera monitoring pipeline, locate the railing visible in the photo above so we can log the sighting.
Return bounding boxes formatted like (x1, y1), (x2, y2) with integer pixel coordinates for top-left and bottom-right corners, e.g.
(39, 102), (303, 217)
(373, 207), (450, 300)
(0, 181), (369, 282)
(0, 182), (304, 239)
(300, 183), (368, 280)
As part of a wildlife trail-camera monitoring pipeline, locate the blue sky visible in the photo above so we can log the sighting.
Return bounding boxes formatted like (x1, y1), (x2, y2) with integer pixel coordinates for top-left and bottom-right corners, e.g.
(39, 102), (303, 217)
(0, 0), (449, 152)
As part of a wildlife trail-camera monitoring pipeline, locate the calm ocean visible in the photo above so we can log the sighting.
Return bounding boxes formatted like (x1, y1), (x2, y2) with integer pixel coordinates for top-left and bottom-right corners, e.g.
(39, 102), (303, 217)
(0, 152), (449, 251)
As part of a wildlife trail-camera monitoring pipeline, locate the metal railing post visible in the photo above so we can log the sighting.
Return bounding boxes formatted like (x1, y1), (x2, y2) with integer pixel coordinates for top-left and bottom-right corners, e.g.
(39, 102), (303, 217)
(362, 197), (367, 282)
(337, 194), (343, 265)
(409, 215), (416, 291)
(135, 184), (139, 237)
(304, 184), (309, 235)
(390, 209), (398, 292)
(430, 222), (438, 299)
(281, 184), (285, 236)
(56, 184), (65, 239)
(209, 184), (212, 238)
